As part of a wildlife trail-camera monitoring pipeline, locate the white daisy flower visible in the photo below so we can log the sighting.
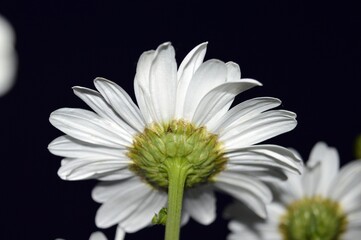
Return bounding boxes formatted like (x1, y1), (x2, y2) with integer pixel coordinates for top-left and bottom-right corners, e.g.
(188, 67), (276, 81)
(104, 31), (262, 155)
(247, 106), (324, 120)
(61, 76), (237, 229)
(48, 42), (302, 238)
(227, 141), (361, 240)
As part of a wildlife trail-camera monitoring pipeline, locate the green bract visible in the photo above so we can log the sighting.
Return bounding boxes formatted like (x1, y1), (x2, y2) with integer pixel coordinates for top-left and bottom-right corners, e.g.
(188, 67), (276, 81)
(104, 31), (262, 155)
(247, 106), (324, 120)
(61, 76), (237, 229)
(128, 120), (227, 190)
(279, 196), (348, 240)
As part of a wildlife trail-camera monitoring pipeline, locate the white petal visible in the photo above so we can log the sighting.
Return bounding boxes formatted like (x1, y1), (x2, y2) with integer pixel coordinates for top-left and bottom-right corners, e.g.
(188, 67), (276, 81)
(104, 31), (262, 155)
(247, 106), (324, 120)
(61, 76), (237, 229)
(94, 78), (145, 132)
(95, 181), (153, 228)
(175, 42), (207, 118)
(183, 186), (216, 225)
(226, 144), (302, 174)
(121, 190), (167, 232)
(212, 97), (282, 133)
(73, 86), (137, 136)
(92, 177), (141, 203)
(58, 157), (130, 180)
(193, 79), (262, 127)
(149, 42), (177, 122)
(277, 171), (304, 203)
(134, 50), (156, 124)
(221, 110), (296, 149)
(342, 229), (361, 240)
(225, 164), (288, 182)
(97, 168), (134, 181)
(183, 59), (227, 120)
(330, 160), (361, 213)
(215, 172), (271, 218)
(306, 142), (340, 195)
(301, 161), (322, 197)
(115, 226), (125, 240)
(48, 135), (126, 158)
(89, 232), (107, 240)
(227, 221), (259, 240)
(347, 209), (361, 228)
(50, 108), (132, 148)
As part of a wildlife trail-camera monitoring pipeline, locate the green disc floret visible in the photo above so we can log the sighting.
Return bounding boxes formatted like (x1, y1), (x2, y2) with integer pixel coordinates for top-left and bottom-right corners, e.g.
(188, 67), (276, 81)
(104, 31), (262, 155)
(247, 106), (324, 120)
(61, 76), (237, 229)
(279, 196), (348, 240)
(128, 119), (227, 190)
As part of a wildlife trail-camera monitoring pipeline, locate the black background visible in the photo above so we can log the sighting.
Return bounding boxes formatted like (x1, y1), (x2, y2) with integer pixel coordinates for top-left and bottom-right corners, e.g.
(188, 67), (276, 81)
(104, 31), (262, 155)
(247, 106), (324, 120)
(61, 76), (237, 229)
(1, 1), (360, 239)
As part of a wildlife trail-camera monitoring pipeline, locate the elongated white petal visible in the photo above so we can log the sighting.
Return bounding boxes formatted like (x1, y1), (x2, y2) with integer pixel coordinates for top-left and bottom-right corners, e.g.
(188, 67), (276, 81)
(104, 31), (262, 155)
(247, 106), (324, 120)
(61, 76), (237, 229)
(193, 79), (262, 127)
(212, 97), (282, 133)
(184, 186), (216, 225)
(134, 50), (156, 124)
(226, 144), (302, 174)
(115, 225), (125, 240)
(228, 221), (259, 240)
(72, 86), (137, 137)
(92, 177), (141, 203)
(216, 180), (268, 218)
(183, 59), (227, 120)
(58, 157), (130, 180)
(50, 108), (131, 148)
(215, 172), (271, 218)
(94, 78), (145, 132)
(48, 135), (126, 158)
(121, 190), (167, 232)
(149, 42), (177, 122)
(97, 168), (134, 181)
(225, 164), (288, 182)
(221, 110), (297, 149)
(216, 171), (272, 203)
(175, 42), (207, 117)
(95, 181), (152, 228)
(306, 142), (339, 195)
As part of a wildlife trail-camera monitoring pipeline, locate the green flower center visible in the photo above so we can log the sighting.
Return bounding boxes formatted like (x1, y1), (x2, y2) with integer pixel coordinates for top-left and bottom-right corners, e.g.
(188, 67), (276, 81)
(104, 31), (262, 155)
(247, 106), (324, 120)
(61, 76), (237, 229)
(279, 196), (348, 240)
(127, 119), (227, 190)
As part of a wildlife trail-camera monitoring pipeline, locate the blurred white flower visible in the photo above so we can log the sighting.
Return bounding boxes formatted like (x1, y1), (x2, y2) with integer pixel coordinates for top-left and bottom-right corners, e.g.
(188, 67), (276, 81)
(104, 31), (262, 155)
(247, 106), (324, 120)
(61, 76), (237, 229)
(227, 142), (361, 240)
(0, 14), (17, 96)
(49, 42), (302, 236)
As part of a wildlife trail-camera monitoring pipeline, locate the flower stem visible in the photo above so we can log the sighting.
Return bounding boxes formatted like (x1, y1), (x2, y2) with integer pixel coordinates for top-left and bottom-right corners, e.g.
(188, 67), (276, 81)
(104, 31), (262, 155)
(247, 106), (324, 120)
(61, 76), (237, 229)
(164, 159), (189, 240)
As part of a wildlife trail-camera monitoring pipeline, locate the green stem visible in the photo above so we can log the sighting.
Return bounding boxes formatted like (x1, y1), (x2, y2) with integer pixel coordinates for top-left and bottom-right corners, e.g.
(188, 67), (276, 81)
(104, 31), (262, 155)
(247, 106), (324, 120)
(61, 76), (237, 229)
(164, 159), (189, 240)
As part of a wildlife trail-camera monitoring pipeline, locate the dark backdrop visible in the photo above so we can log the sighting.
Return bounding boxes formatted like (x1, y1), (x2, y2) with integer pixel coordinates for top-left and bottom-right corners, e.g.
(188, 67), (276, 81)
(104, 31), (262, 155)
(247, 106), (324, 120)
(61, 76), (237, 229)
(1, 1), (360, 239)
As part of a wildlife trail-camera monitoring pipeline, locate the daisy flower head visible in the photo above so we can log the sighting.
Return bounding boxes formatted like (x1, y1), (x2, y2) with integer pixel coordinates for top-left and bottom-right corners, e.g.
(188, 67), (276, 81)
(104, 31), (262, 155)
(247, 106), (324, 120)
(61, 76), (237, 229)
(48, 42), (302, 239)
(227, 141), (361, 240)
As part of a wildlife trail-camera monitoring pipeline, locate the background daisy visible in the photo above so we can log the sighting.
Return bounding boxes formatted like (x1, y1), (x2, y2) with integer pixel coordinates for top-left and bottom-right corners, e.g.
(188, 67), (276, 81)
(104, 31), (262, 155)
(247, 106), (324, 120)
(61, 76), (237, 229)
(227, 142), (361, 240)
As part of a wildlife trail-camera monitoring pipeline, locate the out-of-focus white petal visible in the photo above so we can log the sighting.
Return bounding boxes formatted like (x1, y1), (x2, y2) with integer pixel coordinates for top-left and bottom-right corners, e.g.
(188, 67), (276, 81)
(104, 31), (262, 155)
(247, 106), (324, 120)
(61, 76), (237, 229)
(115, 225), (125, 240)
(0, 15), (17, 97)
(89, 232), (107, 240)
(94, 78), (145, 132)
(175, 42), (207, 117)
(50, 108), (132, 148)
(184, 186), (216, 225)
(330, 160), (361, 213)
(307, 142), (340, 195)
